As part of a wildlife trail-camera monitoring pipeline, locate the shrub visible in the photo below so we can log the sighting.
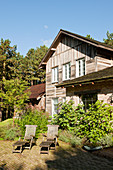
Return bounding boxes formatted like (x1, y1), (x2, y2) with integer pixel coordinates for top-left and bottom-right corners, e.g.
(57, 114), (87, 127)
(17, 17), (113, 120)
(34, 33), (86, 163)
(52, 100), (78, 130)
(16, 108), (48, 138)
(52, 99), (113, 147)
(75, 100), (113, 146)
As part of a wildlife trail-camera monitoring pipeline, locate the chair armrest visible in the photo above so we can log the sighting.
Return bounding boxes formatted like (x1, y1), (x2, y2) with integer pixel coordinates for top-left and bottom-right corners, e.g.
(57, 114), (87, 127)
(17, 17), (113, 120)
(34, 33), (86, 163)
(42, 133), (47, 137)
(42, 133), (47, 141)
(19, 137), (21, 141)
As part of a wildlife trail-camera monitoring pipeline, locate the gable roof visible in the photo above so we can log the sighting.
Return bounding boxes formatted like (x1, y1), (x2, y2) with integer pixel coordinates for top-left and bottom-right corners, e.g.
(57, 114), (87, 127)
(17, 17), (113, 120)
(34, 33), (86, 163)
(56, 66), (113, 88)
(26, 83), (45, 99)
(39, 29), (113, 67)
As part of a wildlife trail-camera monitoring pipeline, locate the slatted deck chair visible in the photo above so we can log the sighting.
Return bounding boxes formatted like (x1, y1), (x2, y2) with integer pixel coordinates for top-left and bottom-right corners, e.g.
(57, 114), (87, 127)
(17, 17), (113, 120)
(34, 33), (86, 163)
(40, 125), (59, 153)
(23, 125), (37, 149)
(12, 125), (37, 153)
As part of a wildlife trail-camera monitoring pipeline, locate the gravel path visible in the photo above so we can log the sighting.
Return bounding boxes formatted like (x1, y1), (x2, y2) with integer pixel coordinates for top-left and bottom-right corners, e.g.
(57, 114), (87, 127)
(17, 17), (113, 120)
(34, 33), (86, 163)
(0, 138), (113, 170)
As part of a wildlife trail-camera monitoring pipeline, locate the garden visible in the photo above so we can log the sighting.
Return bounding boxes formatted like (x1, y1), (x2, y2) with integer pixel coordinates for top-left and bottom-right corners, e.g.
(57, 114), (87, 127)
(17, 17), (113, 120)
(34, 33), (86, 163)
(1, 100), (113, 169)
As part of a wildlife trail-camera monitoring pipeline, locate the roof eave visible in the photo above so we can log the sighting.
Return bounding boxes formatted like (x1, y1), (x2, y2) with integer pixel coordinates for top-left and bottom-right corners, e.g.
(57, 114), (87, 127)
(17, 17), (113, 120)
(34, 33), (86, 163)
(39, 29), (113, 67)
(56, 76), (113, 88)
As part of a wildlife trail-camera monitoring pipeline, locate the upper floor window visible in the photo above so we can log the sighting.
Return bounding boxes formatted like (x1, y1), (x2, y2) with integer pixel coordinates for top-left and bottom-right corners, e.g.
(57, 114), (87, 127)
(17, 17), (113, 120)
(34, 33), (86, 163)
(52, 67), (58, 83)
(63, 63), (71, 80)
(76, 58), (85, 77)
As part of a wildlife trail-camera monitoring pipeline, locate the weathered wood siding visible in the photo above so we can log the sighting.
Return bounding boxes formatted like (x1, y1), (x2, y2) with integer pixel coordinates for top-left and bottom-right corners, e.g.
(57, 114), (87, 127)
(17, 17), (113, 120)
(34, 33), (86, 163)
(66, 81), (113, 107)
(96, 56), (112, 71)
(46, 35), (113, 114)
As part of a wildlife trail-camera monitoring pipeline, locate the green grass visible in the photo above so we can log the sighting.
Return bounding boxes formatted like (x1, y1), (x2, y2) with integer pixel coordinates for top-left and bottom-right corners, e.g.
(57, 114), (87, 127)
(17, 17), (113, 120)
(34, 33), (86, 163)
(0, 118), (13, 127)
(0, 118), (13, 140)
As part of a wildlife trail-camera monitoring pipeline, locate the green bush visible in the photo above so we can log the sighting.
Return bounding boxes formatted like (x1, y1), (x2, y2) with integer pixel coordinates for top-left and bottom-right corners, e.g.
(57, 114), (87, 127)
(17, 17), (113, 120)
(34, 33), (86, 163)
(75, 100), (113, 146)
(16, 109), (48, 138)
(52, 99), (113, 147)
(52, 100), (78, 130)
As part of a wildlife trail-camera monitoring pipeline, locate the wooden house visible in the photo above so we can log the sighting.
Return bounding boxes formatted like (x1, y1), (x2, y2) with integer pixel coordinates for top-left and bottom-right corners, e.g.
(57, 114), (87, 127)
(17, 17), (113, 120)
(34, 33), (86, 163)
(40, 29), (113, 116)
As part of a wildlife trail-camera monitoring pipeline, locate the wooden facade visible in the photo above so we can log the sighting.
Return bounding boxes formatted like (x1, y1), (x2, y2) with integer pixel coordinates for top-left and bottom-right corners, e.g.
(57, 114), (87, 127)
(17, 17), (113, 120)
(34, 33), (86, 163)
(40, 29), (113, 116)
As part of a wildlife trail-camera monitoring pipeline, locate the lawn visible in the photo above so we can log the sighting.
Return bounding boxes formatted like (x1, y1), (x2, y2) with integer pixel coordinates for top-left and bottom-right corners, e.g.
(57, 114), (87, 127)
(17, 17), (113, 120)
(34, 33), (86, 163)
(0, 118), (13, 140)
(0, 136), (113, 170)
(0, 118), (13, 127)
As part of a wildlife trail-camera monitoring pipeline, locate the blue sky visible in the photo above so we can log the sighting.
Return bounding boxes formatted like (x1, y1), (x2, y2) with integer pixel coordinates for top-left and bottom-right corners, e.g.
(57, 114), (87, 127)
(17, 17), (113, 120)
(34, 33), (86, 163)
(0, 0), (113, 56)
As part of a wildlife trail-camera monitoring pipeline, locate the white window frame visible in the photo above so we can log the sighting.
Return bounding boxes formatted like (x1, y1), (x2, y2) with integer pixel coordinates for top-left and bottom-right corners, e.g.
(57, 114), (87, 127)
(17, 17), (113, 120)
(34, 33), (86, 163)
(52, 98), (58, 117)
(52, 67), (58, 83)
(76, 58), (85, 77)
(63, 63), (71, 81)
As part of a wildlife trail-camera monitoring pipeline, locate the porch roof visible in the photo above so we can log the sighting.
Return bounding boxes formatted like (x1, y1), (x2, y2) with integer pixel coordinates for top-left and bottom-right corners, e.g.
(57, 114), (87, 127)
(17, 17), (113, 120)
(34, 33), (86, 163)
(56, 66), (113, 88)
(25, 83), (45, 99)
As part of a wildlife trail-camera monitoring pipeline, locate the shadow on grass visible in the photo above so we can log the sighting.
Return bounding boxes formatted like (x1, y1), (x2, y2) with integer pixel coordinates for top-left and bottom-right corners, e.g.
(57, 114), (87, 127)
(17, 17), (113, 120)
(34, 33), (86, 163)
(0, 163), (23, 170)
(37, 145), (113, 170)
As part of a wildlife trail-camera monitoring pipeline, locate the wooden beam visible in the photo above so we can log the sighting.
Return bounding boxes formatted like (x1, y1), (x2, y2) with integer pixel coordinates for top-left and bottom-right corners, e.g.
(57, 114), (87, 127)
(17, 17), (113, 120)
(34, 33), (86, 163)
(51, 48), (56, 51)
(42, 62), (47, 65)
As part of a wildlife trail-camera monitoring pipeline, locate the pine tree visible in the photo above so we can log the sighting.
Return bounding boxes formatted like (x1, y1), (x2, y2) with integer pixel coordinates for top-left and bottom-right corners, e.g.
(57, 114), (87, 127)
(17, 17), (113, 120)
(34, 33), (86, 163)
(21, 45), (48, 85)
(0, 39), (29, 120)
(103, 31), (113, 46)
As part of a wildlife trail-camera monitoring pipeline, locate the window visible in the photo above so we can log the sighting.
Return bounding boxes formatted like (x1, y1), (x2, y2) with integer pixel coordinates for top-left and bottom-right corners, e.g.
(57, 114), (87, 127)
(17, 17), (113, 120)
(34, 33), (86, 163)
(82, 93), (97, 111)
(63, 63), (71, 80)
(52, 98), (58, 117)
(76, 58), (85, 77)
(52, 67), (58, 83)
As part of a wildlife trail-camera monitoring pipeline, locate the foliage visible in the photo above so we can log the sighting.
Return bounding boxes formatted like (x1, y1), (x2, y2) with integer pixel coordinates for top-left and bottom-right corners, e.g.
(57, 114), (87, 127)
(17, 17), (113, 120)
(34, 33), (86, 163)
(75, 100), (113, 146)
(99, 134), (113, 147)
(4, 127), (20, 140)
(0, 38), (29, 118)
(0, 118), (13, 140)
(0, 118), (13, 127)
(103, 31), (113, 46)
(58, 130), (83, 147)
(52, 100), (77, 130)
(0, 78), (29, 116)
(86, 34), (94, 40)
(0, 38), (17, 81)
(16, 108), (48, 138)
(21, 45), (48, 84)
(52, 99), (113, 147)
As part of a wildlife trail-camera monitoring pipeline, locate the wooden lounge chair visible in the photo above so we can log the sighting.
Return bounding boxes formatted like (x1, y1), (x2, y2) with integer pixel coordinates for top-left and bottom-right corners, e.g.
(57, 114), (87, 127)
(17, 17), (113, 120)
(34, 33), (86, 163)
(40, 125), (59, 154)
(12, 125), (37, 153)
